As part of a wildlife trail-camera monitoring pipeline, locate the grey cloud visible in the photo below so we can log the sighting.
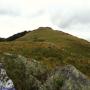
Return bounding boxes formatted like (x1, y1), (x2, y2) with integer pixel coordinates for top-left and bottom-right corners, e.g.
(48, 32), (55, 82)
(0, 9), (20, 16)
(29, 10), (45, 18)
(47, 3), (90, 41)
(0, 1), (21, 17)
(51, 9), (90, 28)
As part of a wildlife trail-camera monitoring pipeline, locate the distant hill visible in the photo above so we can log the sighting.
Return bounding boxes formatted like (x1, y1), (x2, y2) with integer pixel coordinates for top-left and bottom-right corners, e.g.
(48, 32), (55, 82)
(0, 27), (90, 90)
(6, 31), (28, 41)
(0, 37), (5, 42)
(0, 31), (28, 41)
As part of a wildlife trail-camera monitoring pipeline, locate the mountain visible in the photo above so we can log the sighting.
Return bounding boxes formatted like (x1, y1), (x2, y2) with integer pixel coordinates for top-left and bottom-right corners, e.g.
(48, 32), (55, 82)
(0, 27), (90, 90)
(0, 31), (28, 42)
(0, 37), (5, 42)
(6, 31), (28, 41)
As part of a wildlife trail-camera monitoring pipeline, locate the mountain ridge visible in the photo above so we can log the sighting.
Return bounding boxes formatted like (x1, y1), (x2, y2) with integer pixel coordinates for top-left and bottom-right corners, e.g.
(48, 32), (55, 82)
(0, 27), (90, 42)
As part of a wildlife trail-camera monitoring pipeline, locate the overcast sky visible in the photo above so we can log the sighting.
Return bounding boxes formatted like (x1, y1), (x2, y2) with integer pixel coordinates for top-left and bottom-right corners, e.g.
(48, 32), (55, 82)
(0, 0), (90, 41)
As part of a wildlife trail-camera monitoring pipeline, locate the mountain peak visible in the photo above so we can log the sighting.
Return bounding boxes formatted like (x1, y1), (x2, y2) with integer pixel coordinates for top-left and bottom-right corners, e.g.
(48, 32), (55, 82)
(36, 27), (53, 30)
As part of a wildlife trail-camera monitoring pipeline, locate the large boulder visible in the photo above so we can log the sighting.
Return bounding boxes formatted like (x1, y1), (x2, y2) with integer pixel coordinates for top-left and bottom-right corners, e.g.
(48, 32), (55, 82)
(0, 53), (48, 90)
(40, 65), (90, 90)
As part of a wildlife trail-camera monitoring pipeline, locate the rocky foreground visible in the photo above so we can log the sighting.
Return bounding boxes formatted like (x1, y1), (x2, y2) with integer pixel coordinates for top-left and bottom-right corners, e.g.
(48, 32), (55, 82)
(0, 53), (90, 90)
(0, 63), (15, 90)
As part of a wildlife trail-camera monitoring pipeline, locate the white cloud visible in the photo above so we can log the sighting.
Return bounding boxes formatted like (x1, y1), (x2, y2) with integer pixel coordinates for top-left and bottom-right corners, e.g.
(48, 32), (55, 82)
(49, 0), (90, 40)
(0, 0), (90, 41)
(0, 10), (57, 37)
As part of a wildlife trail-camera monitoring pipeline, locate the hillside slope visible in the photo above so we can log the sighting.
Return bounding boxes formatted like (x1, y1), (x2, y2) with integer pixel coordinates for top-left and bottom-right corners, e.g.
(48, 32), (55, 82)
(0, 27), (90, 90)
(0, 27), (90, 77)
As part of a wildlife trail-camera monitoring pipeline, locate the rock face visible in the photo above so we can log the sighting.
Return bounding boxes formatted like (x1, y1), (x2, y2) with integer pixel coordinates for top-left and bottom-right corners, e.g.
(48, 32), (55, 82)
(0, 53), (48, 90)
(40, 65), (90, 90)
(0, 63), (15, 90)
(60, 65), (90, 90)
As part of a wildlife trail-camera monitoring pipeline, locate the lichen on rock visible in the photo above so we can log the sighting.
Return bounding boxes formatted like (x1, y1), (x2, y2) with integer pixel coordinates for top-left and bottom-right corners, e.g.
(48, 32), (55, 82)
(0, 53), (90, 90)
(0, 63), (15, 90)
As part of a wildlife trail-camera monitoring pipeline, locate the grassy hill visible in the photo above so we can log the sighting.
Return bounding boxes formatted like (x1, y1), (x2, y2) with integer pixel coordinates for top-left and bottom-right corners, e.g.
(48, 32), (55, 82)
(0, 27), (90, 77)
(0, 27), (90, 90)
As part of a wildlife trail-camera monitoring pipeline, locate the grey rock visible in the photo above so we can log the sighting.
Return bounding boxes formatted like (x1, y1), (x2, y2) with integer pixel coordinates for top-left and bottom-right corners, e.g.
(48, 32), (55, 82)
(1, 53), (90, 90)
(0, 63), (15, 90)
(0, 53), (48, 90)
(40, 65), (90, 90)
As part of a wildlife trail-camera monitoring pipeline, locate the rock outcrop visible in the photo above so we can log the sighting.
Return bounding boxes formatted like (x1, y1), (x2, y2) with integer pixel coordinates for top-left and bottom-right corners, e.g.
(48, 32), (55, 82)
(0, 53), (48, 90)
(40, 65), (90, 90)
(0, 53), (90, 90)
(0, 63), (15, 90)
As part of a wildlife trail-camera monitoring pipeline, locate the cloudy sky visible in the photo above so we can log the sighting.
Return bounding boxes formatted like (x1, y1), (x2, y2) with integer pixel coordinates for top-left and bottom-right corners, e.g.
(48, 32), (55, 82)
(0, 0), (90, 41)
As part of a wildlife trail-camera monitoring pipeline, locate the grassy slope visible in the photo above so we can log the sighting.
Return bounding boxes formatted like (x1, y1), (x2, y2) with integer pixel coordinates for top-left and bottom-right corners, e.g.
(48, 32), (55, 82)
(0, 27), (90, 77)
